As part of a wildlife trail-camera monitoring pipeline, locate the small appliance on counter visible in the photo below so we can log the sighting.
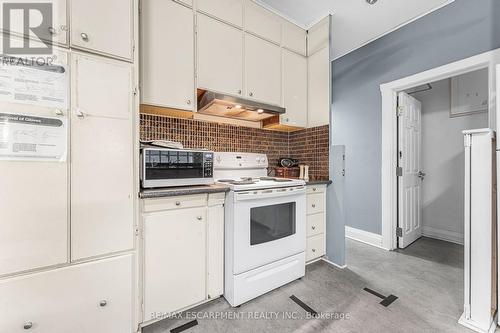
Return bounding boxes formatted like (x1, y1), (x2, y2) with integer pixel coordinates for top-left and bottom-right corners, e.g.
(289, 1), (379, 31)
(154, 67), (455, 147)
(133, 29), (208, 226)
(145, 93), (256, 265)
(278, 157), (300, 168)
(140, 146), (214, 188)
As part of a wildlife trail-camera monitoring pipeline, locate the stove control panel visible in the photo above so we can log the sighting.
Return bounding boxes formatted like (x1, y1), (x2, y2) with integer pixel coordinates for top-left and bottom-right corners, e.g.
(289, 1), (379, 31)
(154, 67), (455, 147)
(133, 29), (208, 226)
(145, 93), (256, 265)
(213, 152), (268, 169)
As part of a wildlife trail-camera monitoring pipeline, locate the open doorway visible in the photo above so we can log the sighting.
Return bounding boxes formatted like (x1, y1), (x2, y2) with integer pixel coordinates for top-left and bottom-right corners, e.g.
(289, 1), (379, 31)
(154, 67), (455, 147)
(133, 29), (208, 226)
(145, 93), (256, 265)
(396, 68), (489, 249)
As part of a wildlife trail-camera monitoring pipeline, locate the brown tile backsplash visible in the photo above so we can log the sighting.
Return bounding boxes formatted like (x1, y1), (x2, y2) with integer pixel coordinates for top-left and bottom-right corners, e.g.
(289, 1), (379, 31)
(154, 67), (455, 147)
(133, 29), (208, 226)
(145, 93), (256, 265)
(140, 114), (330, 180)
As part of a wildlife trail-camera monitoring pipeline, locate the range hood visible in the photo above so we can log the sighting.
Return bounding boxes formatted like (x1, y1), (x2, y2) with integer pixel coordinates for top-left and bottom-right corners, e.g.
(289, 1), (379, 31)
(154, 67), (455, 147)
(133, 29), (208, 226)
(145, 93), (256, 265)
(197, 90), (285, 122)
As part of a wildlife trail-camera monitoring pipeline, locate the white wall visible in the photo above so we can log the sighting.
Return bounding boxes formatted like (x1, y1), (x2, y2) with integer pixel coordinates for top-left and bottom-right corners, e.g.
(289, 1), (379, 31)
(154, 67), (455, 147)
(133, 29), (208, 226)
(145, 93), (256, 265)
(412, 75), (488, 244)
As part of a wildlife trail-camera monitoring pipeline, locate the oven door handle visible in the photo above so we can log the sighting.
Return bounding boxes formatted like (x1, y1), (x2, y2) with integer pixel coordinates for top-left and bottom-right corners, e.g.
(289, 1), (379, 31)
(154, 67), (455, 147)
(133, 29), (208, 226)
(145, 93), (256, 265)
(234, 187), (306, 201)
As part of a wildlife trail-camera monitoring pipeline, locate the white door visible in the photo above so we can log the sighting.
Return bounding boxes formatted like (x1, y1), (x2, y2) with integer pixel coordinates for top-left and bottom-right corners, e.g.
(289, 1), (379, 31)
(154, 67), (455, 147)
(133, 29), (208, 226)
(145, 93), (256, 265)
(144, 208), (206, 319)
(282, 49), (307, 127)
(71, 0), (133, 60)
(71, 54), (134, 261)
(245, 33), (282, 106)
(197, 14), (243, 97)
(397, 92), (423, 248)
(141, 0), (194, 110)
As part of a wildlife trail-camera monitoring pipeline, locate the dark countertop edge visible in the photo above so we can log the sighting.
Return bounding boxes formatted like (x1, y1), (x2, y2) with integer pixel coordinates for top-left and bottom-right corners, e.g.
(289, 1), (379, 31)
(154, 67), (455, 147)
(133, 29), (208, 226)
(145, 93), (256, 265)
(139, 184), (231, 199)
(306, 180), (332, 186)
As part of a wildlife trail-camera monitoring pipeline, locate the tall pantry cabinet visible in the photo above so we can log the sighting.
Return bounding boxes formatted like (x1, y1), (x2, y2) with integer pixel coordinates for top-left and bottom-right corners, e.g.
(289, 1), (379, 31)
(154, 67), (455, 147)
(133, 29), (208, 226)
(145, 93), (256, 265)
(0, 1), (139, 332)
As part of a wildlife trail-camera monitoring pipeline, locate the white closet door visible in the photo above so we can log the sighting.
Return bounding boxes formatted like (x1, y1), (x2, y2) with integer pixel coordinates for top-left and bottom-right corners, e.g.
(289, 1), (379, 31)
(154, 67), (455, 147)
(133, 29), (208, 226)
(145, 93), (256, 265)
(71, 54), (134, 261)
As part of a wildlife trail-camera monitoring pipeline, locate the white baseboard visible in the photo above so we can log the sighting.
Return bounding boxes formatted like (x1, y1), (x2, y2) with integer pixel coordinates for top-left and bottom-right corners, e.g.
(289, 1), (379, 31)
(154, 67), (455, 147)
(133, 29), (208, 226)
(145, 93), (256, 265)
(321, 257), (347, 269)
(423, 226), (464, 245)
(345, 226), (385, 249)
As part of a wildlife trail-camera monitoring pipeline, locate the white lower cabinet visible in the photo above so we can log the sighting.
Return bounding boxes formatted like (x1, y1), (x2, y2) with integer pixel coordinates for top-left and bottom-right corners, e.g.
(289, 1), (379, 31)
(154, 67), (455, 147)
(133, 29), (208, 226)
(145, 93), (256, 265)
(142, 193), (225, 325)
(306, 185), (327, 262)
(0, 254), (134, 333)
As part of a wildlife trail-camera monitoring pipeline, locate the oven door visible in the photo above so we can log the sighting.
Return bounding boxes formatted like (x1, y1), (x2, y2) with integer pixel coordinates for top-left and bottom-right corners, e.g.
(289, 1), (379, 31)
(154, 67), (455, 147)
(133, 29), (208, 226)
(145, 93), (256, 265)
(231, 187), (306, 275)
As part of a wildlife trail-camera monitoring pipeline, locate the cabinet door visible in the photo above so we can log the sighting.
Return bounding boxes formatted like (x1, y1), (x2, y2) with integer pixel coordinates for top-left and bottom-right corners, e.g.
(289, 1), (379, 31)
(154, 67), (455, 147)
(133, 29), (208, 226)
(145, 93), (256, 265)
(0, 255), (133, 333)
(197, 0), (243, 28)
(244, 0), (281, 44)
(71, 54), (134, 261)
(144, 207), (207, 318)
(197, 14), (243, 96)
(0, 0), (68, 46)
(307, 16), (330, 56)
(0, 51), (69, 277)
(207, 203), (224, 299)
(308, 46), (330, 127)
(245, 33), (281, 106)
(71, 0), (133, 60)
(283, 20), (306, 56)
(282, 50), (307, 127)
(141, 0), (194, 110)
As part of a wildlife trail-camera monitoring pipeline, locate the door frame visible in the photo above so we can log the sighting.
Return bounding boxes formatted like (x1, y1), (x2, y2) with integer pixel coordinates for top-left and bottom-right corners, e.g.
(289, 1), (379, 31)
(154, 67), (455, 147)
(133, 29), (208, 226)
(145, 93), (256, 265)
(380, 48), (500, 250)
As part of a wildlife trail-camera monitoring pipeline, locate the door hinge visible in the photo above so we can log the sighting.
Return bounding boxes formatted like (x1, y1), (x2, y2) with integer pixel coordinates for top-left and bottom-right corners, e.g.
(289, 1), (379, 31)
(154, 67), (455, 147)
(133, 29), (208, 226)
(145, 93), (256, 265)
(396, 227), (403, 237)
(397, 106), (404, 117)
(396, 167), (403, 177)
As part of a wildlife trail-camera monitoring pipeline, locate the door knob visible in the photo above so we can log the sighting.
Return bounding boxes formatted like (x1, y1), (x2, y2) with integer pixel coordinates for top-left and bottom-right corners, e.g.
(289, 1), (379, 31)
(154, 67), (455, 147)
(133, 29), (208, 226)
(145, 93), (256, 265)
(417, 171), (426, 180)
(99, 300), (107, 307)
(23, 322), (33, 329)
(48, 26), (57, 35)
(80, 32), (89, 42)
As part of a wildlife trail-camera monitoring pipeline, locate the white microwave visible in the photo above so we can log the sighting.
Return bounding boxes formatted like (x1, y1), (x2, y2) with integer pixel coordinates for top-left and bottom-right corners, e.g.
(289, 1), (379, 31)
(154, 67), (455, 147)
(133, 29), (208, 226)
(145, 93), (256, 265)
(140, 147), (214, 188)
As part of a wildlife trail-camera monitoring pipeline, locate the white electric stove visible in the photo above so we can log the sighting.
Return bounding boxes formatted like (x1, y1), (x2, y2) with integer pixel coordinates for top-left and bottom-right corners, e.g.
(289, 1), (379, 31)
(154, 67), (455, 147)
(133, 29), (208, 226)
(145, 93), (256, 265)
(214, 152), (306, 307)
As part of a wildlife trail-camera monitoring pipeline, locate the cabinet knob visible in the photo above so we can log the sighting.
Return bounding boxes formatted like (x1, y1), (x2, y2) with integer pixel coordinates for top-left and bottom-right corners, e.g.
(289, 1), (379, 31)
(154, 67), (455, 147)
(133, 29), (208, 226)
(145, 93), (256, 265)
(61, 25), (68, 31)
(48, 27), (57, 35)
(175, 201), (181, 206)
(197, 216), (203, 221)
(312, 249), (316, 253)
(312, 204), (316, 208)
(23, 322), (33, 330)
(80, 32), (89, 42)
(313, 188), (317, 191)
(75, 109), (85, 118)
(186, 99), (191, 105)
(99, 300), (108, 307)
(249, 92), (253, 97)
(54, 109), (64, 116)
(237, 90), (242, 95)
(312, 226), (316, 230)
(285, 118), (289, 122)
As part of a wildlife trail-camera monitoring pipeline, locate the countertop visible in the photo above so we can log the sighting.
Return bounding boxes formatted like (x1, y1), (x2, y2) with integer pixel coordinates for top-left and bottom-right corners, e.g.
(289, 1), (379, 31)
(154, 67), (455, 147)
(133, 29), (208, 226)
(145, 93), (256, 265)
(305, 179), (332, 186)
(140, 184), (231, 199)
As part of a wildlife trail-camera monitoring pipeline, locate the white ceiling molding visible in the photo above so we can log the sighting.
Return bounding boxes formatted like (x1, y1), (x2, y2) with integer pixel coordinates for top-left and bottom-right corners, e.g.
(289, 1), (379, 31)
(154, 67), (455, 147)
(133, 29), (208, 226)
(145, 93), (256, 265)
(256, 0), (456, 59)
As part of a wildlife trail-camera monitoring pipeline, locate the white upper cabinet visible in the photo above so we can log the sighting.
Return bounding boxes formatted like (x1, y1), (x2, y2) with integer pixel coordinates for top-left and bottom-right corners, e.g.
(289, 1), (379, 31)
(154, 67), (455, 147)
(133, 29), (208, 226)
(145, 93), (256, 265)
(282, 50), (307, 127)
(71, 0), (134, 60)
(244, 0), (282, 44)
(71, 54), (134, 261)
(197, 0), (243, 28)
(308, 46), (330, 127)
(197, 14), (243, 96)
(245, 33), (281, 106)
(282, 20), (306, 56)
(141, 0), (194, 110)
(307, 16), (330, 56)
(0, 0), (68, 46)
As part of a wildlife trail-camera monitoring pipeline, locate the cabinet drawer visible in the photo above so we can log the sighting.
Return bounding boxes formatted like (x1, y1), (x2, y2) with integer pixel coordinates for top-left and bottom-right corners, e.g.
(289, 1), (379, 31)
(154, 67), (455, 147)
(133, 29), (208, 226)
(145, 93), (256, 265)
(306, 234), (325, 262)
(143, 194), (207, 212)
(307, 193), (325, 215)
(0, 255), (133, 333)
(307, 213), (325, 237)
(307, 185), (326, 194)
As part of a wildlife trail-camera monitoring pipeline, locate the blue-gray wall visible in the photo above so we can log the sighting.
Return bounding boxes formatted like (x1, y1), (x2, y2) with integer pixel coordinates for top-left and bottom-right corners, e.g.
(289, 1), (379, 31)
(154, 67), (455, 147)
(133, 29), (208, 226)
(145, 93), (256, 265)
(332, 0), (500, 235)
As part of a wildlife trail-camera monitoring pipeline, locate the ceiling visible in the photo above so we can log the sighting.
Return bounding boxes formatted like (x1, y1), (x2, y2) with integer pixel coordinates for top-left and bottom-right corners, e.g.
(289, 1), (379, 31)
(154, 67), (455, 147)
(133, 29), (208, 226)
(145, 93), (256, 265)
(255, 0), (454, 59)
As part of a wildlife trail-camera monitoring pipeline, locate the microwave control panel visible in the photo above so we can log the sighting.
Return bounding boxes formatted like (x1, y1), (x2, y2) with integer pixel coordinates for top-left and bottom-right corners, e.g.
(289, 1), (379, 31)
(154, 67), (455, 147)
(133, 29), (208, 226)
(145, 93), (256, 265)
(204, 153), (214, 177)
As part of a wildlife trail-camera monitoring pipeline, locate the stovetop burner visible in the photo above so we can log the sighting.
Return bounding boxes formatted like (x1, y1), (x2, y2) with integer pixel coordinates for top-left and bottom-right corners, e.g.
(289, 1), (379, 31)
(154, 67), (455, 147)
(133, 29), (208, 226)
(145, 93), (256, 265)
(260, 177), (292, 182)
